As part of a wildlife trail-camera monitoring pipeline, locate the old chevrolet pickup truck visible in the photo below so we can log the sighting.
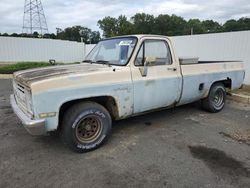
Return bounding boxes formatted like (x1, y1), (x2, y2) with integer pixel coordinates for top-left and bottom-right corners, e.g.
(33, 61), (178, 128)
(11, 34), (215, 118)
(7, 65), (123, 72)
(10, 35), (245, 152)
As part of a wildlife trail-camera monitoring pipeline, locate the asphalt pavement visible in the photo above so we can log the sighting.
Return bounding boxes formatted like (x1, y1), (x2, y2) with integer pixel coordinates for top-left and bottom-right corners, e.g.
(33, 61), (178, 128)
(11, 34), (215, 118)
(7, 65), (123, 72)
(0, 79), (250, 188)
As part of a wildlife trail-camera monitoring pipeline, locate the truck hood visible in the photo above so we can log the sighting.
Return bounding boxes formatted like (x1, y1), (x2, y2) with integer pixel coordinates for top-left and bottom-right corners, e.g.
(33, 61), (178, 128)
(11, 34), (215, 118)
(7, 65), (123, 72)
(13, 63), (114, 86)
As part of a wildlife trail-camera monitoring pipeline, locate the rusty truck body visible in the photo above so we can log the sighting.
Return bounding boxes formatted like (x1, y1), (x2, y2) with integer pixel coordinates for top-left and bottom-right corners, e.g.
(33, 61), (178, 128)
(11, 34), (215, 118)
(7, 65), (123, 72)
(10, 35), (245, 152)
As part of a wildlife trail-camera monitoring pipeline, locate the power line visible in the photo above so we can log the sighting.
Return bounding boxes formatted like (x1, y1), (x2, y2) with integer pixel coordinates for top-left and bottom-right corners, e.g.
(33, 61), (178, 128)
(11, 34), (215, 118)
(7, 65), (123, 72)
(22, 0), (49, 35)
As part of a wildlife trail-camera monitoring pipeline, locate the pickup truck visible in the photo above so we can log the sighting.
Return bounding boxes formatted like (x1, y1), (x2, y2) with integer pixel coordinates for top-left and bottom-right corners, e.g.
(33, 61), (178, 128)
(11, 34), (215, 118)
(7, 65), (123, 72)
(10, 35), (245, 153)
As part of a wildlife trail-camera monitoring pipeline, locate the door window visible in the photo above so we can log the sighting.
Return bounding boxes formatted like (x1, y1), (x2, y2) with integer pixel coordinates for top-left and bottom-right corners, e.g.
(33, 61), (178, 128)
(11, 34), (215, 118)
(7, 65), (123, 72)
(135, 40), (172, 66)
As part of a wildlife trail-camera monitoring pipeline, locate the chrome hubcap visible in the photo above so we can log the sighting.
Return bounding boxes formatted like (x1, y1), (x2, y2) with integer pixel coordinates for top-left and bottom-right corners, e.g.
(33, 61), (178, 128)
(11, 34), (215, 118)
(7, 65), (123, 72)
(213, 89), (224, 108)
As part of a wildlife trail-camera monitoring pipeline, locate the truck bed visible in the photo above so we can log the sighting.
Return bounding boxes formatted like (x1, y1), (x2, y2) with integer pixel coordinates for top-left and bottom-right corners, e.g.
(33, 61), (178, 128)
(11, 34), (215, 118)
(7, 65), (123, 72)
(178, 61), (245, 106)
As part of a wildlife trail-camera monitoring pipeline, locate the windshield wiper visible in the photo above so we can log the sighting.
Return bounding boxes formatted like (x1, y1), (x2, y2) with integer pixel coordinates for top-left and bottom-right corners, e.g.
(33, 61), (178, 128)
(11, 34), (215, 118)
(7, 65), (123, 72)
(96, 60), (111, 66)
(83, 59), (111, 66)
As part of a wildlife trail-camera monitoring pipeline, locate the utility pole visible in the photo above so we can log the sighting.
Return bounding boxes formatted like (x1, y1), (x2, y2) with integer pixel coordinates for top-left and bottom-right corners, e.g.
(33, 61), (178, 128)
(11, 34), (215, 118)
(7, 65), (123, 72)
(22, 0), (49, 36)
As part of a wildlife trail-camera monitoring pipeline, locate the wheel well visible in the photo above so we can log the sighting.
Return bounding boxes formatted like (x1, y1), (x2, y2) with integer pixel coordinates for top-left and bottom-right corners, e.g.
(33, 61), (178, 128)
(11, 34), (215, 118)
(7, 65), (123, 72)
(213, 78), (232, 89)
(58, 96), (119, 129)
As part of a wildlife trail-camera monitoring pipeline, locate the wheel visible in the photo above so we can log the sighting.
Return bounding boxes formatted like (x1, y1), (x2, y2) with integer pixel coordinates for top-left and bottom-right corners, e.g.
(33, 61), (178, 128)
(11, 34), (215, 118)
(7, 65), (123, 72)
(61, 101), (112, 153)
(201, 83), (226, 113)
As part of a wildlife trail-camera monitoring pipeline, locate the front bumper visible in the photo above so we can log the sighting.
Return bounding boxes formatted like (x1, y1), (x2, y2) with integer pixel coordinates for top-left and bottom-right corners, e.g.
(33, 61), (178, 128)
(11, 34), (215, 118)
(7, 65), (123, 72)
(10, 94), (46, 136)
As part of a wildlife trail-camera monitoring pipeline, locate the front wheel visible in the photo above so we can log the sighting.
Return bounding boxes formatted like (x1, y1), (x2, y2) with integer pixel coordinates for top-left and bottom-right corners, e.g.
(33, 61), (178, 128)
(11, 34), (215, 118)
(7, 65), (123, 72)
(201, 83), (226, 113)
(61, 102), (112, 153)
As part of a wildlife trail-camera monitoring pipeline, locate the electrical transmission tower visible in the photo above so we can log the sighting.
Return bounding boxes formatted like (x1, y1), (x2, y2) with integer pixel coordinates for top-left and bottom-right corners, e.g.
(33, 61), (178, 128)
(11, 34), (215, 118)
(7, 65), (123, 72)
(22, 0), (49, 35)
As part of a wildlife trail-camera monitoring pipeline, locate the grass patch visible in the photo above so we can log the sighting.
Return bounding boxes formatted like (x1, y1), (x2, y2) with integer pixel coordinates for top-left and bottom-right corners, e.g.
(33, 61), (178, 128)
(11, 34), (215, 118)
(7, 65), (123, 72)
(0, 62), (80, 74)
(0, 62), (51, 74)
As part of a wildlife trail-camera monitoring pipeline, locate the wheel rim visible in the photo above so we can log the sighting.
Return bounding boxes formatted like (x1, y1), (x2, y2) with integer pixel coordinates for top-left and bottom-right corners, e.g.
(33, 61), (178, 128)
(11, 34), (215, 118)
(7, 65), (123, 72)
(213, 89), (224, 108)
(75, 115), (102, 144)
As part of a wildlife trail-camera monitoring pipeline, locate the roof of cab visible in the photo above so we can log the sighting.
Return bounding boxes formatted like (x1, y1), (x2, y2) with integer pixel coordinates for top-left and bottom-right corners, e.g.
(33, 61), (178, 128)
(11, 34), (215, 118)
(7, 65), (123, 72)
(107, 34), (169, 40)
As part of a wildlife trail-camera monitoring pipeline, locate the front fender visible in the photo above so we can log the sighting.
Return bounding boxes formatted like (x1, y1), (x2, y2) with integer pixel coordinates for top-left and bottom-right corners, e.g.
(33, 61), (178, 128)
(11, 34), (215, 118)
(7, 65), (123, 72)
(32, 83), (133, 132)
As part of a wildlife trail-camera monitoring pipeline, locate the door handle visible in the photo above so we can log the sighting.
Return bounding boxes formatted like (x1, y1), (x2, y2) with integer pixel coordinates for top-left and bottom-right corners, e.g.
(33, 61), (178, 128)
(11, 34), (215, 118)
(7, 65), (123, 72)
(167, 67), (177, 71)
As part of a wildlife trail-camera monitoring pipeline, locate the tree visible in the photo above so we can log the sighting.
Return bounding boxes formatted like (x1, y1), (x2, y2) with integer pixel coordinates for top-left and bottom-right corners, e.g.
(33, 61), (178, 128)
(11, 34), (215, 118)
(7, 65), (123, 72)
(167, 14), (187, 36)
(117, 15), (133, 35)
(1, 14), (250, 40)
(131, 13), (155, 34)
(10, 33), (19, 37)
(223, 19), (239, 32)
(90, 31), (101, 44)
(56, 26), (100, 43)
(186, 19), (205, 34)
(33, 31), (39, 38)
(2, 33), (9, 36)
(153, 14), (172, 35)
(153, 14), (188, 36)
(237, 17), (250, 30)
(98, 16), (118, 38)
(202, 20), (223, 33)
(43, 33), (56, 39)
(98, 15), (133, 37)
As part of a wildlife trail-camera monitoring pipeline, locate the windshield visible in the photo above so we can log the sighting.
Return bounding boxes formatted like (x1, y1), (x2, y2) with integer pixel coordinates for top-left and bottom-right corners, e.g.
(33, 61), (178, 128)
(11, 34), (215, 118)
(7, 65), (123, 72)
(85, 37), (137, 66)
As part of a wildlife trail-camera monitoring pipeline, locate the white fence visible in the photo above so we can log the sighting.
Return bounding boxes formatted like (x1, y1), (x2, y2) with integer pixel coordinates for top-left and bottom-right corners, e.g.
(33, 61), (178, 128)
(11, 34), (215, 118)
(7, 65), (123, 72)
(1, 31), (250, 84)
(0, 37), (85, 63)
(85, 44), (96, 57)
(171, 31), (250, 85)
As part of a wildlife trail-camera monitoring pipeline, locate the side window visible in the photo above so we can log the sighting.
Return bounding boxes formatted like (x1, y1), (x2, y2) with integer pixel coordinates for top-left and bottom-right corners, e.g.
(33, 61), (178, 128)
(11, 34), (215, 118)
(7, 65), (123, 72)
(135, 44), (143, 66)
(135, 40), (172, 66)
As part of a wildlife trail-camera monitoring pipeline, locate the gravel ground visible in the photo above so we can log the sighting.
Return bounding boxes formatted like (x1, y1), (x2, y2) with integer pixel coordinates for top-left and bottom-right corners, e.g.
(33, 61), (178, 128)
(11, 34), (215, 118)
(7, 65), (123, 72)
(0, 79), (250, 188)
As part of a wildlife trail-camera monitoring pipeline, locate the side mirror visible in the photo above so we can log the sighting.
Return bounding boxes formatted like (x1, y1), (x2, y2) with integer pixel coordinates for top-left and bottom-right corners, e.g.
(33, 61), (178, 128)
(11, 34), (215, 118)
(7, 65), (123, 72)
(139, 56), (156, 77)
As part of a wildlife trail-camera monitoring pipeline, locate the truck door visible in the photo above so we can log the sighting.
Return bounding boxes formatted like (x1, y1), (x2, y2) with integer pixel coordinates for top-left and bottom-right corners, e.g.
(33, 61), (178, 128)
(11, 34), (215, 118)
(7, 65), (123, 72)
(131, 38), (182, 113)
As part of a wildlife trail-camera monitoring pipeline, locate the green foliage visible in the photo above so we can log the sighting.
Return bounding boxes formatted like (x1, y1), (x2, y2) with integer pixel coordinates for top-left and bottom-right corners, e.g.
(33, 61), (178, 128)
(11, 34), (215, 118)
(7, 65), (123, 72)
(131, 13), (155, 34)
(0, 62), (81, 74)
(0, 62), (51, 74)
(223, 18), (250, 32)
(202, 20), (223, 33)
(223, 19), (239, 31)
(98, 14), (250, 37)
(98, 15), (133, 38)
(0, 26), (100, 43)
(98, 16), (118, 37)
(56, 26), (101, 44)
(153, 14), (187, 36)
(117, 15), (133, 36)
(0, 14), (249, 41)
(187, 19), (206, 34)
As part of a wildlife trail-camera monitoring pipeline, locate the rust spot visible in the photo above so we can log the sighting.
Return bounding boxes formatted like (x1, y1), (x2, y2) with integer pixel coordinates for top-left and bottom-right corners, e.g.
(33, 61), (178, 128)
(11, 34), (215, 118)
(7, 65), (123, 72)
(114, 87), (129, 92)
(106, 97), (119, 120)
(15, 68), (71, 85)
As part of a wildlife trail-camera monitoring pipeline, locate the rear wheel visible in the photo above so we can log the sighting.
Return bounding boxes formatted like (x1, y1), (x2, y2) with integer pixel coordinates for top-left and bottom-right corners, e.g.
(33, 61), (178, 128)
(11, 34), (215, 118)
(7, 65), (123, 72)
(201, 83), (226, 113)
(61, 102), (112, 153)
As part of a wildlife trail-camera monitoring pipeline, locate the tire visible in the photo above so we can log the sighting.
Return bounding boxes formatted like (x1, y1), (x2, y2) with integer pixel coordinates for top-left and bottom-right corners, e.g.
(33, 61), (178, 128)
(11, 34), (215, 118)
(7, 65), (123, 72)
(201, 83), (226, 113)
(60, 101), (112, 153)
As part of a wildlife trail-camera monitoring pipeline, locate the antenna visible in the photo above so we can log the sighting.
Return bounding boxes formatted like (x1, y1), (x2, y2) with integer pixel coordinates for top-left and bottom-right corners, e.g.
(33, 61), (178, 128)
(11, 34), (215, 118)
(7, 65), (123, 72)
(22, 0), (49, 35)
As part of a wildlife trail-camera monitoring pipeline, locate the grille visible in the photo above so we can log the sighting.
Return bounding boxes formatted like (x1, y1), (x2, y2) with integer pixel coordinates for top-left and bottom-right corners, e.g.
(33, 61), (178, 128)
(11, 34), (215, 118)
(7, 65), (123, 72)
(13, 81), (33, 117)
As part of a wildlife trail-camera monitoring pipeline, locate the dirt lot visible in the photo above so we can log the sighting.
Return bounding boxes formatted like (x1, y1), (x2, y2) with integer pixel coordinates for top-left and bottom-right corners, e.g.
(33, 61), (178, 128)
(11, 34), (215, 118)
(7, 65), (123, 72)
(0, 79), (250, 188)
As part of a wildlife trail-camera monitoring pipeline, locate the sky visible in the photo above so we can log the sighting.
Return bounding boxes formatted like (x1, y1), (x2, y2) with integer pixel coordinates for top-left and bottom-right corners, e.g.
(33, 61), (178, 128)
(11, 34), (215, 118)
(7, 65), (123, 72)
(0, 0), (250, 34)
